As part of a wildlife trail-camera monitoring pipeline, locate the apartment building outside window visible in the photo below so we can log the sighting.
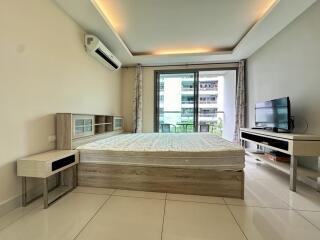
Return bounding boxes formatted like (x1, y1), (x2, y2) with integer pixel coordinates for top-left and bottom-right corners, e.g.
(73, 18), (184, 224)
(155, 69), (237, 141)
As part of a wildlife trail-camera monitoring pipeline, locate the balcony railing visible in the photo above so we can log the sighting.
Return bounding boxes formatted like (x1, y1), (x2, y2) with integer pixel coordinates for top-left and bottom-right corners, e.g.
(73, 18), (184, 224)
(181, 101), (194, 104)
(182, 87), (194, 91)
(159, 111), (224, 135)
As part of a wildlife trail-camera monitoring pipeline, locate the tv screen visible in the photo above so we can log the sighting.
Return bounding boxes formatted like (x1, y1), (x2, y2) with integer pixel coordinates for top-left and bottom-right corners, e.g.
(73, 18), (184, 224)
(255, 97), (291, 132)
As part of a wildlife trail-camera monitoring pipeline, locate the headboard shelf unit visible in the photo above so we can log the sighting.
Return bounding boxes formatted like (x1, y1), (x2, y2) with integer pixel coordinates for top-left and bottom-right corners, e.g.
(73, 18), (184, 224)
(94, 115), (113, 134)
(56, 113), (123, 150)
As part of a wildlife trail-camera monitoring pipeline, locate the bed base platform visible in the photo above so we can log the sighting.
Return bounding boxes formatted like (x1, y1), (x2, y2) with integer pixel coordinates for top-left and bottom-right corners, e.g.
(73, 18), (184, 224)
(78, 163), (244, 199)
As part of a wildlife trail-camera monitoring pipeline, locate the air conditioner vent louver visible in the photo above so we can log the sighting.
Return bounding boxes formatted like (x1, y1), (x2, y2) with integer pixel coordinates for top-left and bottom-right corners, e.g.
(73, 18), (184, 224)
(95, 48), (119, 69)
(84, 35), (121, 71)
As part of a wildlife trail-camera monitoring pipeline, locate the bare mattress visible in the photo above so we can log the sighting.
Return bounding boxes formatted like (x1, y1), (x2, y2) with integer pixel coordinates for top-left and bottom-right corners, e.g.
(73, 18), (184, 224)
(77, 133), (245, 171)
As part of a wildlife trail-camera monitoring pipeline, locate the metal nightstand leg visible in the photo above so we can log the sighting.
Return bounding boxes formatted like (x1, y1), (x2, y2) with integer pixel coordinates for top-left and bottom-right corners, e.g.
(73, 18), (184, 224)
(22, 177), (27, 207)
(73, 165), (78, 188)
(43, 178), (49, 209)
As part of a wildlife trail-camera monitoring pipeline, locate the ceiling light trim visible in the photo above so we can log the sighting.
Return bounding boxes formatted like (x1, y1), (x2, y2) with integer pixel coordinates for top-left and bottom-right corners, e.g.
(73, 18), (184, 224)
(92, 0), (280, 57)
(91, 0), (133, 57)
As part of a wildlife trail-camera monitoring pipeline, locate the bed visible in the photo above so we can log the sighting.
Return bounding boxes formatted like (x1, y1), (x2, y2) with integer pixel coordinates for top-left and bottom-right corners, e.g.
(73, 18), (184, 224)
(77, 133), (245, 198)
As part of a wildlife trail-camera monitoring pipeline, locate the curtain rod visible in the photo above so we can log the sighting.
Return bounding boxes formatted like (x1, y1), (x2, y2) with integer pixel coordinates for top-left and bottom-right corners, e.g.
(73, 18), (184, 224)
(122, 61), (240, 68)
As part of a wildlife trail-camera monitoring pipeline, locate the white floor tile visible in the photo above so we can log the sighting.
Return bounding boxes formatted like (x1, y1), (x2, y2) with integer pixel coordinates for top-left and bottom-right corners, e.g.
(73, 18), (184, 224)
(113, 189), (166, 199)
(73, 186), (114, 195)
(167, 193), (224, 204)
(1, 156), (319, 239)
(230, 205), (320, 240)
(0, 193), (108, 240)
(76, 196), (164, 240)
(224, 180), (290, 209)
(256, 178), (320, 211)
(162, 200), (246, 240)
(298, 211), (320, 229)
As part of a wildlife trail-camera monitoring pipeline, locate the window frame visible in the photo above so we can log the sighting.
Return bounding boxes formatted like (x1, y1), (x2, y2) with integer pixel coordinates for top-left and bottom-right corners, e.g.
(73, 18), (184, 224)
(154, 67), (238, 132)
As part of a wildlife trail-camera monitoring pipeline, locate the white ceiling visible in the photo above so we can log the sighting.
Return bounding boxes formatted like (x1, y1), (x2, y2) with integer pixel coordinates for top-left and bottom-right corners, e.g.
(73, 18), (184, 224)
(54, 0), (316, 66)
(95, 0), (274, 54)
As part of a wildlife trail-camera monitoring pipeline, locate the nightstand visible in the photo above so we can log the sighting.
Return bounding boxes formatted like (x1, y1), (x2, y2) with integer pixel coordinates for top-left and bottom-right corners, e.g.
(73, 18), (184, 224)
(17, 150), (79, 208)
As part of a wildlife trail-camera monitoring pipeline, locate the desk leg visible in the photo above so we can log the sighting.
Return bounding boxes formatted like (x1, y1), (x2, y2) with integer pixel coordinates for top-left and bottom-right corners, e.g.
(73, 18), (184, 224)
(43, 178), (48, 209)
(290, 156), (297, 192)
(22, 177), (27, 207)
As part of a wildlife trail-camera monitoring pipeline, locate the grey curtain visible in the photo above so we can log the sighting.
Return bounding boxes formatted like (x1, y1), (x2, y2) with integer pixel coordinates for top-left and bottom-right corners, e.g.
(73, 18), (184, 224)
(233, 60), (246, 142)
(132, 64), (143, 133)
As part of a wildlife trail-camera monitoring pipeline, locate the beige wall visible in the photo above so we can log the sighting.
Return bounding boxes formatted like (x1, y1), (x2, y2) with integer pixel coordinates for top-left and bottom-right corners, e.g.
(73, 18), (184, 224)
(122, 63), (238, 133)
(0, 0), (122, 206)
(247, 2), (320, 169)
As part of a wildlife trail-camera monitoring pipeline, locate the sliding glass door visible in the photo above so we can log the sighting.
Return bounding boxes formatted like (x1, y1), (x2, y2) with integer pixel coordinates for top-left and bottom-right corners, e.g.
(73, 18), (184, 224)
(155, 71), (197, 133)
(154, 69), (237, 141)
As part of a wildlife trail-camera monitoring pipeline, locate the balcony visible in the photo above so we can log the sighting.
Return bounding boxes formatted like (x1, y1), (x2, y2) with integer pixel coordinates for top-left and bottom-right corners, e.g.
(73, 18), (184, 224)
(199, 100), (217, 104)
(181, 88), (194, 92)
(199, 87), (218, 91)
(159, 111), (224, 136)
(181, 101), (194, 104)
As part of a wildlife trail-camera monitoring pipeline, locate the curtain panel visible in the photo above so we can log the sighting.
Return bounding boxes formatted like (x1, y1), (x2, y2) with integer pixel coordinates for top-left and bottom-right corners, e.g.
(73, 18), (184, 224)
(233, 59), (246, 142)
(132, 64), (143, 133)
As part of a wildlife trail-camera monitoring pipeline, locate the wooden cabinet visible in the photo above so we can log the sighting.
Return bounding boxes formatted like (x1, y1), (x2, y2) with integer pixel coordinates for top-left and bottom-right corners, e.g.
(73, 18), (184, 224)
(56, 113), (123, 150)
(73, 115), (94, 139)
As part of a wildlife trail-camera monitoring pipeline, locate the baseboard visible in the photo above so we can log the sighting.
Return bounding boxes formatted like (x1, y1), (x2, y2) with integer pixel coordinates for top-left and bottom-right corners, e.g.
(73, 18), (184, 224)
(0, 176), (58, 218)
(0, 195), (21, 218)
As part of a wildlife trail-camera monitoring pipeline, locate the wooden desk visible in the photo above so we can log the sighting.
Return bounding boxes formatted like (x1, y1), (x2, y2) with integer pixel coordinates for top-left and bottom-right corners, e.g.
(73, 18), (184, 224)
(17, 150), (79, 208)
(240, 128), (320, 192)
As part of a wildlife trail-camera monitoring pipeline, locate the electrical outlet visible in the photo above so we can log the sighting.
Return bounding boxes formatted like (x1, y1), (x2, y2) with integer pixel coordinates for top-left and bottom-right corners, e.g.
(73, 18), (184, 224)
(48, 135), (56, 143)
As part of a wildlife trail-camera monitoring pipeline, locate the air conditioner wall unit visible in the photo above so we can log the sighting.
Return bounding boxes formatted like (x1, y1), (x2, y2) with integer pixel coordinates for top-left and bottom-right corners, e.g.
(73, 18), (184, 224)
(85, 35), (121, 71)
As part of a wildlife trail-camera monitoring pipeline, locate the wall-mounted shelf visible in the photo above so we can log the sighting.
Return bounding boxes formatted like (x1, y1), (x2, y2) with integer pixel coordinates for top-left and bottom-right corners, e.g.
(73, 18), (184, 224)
(56, 113), (123, 150)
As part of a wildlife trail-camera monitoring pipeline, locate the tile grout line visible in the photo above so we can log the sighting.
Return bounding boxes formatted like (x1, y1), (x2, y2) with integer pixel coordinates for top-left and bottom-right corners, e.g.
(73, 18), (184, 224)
(160, 193), (168, 240)
(72, 191), (114, 196)
(75, 190), (302, 211)
(294, 209), (320, 231)
(223, 198), (249, 240)
(167, 199), (226, 206)
(112, 194), (166, 200)
(223, 203), (292, 210)
(295, 209), (320, 213)
(73, 194), (112, 240)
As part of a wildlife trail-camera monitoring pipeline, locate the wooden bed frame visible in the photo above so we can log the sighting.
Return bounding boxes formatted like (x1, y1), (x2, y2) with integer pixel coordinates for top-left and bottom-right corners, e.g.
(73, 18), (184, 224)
(56, 113), (245, 199)
(78, 163), (244, 198)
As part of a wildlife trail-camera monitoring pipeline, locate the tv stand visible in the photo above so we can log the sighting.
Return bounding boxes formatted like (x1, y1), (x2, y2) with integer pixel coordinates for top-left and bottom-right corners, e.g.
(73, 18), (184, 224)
(240, 128), (320, 192)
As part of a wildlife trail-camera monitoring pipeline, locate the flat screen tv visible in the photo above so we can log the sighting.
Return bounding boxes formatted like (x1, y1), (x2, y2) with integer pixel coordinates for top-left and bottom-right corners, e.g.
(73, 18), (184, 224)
(255, 97), (291, 132)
